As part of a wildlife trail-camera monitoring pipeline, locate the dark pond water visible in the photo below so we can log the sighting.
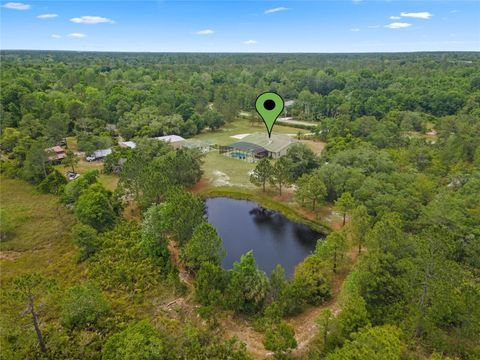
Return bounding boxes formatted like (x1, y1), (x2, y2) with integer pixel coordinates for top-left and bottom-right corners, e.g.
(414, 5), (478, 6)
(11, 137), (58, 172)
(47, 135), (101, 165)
(205, 197), (324, 277)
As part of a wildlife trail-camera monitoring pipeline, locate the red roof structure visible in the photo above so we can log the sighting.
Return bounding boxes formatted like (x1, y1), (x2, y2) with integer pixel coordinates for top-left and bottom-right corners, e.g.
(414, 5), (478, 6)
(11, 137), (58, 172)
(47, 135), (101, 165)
(46, 146), (66, 161)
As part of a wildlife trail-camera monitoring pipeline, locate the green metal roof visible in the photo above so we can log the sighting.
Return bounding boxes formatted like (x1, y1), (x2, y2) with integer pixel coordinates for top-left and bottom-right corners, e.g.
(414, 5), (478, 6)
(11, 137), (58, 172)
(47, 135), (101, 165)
(239, 133), (297, 153)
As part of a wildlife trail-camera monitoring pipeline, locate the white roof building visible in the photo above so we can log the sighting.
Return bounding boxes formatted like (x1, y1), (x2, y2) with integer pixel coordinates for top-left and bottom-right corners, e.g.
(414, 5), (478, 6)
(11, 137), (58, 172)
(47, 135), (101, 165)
(120, 141), (137, 149)
(155, 135), (186, 143)
(93, 148), (112, 158)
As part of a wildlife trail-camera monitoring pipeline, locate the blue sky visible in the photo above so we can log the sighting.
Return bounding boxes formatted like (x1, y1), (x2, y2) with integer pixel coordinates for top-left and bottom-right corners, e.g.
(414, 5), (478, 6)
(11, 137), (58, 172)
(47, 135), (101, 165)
(1, 1), (479, 52)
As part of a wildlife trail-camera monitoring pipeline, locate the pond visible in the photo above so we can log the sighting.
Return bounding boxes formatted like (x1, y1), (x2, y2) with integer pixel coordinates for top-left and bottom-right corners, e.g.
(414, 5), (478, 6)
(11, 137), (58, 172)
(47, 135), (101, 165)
(205, 197), (324, 277)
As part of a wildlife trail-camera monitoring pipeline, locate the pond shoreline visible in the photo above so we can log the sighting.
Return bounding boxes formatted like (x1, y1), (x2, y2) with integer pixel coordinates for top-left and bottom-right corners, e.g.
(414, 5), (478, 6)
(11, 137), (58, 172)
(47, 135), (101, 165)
(198, 187), (331, 235)
(206, 196), (324, 277)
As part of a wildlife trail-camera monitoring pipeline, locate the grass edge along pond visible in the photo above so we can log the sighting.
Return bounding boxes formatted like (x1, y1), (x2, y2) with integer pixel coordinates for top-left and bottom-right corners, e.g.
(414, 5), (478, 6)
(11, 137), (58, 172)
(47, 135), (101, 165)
(198, 187), (331, 235)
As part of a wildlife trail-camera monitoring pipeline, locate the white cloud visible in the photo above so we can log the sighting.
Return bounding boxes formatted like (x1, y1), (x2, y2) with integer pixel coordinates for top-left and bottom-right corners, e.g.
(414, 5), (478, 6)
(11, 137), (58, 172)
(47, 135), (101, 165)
(68, 33), (87, 38)
(390, 16), (401, 20)
(350, 28), (360, 32)
(243, 40), (257, 45)
(2, 2), (30, 10)
(264, 7), (289, 14)
(368, 25), (380, 29)
(352, 0), (362, 3)
(195, 29), (214, 35)
(70, 16), (114, 24)
(400, 12), (433, 19)
(37, 13), (58, 19)
(385, 22), (412, 29)
(51, 34), (61, 39)
(450, 10), (459, 14)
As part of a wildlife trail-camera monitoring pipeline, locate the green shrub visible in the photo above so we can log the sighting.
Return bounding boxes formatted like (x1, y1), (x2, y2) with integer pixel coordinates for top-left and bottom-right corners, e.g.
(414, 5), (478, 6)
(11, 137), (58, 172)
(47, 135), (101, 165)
(37, 170), (67, 195)
(71, 223), (100, 261)
(61, 281), (110, 330)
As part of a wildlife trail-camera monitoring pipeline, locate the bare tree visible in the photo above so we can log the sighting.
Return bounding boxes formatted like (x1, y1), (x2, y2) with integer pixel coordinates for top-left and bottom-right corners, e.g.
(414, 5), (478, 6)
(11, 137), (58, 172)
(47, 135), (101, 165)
(11, 273), (54, 353)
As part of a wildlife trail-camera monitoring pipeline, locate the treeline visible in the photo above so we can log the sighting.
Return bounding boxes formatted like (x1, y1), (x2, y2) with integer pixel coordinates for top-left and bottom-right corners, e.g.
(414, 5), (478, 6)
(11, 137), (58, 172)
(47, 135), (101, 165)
(247, 83), (480, 358)
(1, 51), (478, 146)
(1, 51), (479, 359)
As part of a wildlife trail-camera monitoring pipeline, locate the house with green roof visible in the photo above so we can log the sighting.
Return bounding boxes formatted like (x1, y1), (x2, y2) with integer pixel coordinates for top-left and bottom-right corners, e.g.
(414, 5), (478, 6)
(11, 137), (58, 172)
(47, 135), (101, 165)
(219, 132), (296, 161)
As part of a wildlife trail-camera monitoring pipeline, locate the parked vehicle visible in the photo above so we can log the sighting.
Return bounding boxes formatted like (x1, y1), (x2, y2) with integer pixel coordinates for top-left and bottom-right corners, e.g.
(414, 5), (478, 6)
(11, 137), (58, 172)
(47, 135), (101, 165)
(65, 171), (80, 181)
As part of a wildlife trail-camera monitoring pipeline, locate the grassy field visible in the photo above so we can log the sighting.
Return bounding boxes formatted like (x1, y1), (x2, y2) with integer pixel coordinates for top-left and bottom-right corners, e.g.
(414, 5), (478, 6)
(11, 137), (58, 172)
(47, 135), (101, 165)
(194, 118), (324, 189)
(55, 159), (119, 192)
(193, 118), (306, 146)
(66, 136), (78, 152)
(0, 177), (84, 283)
(201, 151), (255, 189)
(0, 177), (185, 354)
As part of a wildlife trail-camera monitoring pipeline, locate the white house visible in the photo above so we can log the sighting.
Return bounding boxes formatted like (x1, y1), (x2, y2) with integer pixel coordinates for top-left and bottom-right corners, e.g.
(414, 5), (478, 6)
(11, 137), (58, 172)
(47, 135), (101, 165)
(155, 135), (186, 149)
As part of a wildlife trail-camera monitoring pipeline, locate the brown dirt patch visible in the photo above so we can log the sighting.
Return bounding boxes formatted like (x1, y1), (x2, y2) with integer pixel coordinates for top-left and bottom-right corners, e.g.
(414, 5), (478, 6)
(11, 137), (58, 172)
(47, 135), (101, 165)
(122, 200), (141, 222)
(189, 177), (209, 194)
(0, 250), (21, 261)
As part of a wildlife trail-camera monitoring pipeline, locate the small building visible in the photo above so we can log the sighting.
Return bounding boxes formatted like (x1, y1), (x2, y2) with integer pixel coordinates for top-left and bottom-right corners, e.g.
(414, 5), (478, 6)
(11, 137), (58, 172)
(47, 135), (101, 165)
(219, 133), (296, 161)
(120, 141), (137, 149)
(155, 135), (186, 149)
(46, 146), (66, 163)
(94, 148), (112, 159)
(87, 148), (112, 161)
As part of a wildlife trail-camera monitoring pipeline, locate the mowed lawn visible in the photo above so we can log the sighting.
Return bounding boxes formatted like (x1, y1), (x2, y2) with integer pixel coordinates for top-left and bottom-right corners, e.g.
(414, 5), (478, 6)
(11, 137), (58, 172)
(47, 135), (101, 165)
(194, 118), (324, 189)
(0, 177), (84, 283)
(201, 151), (256, 189)
(193, 118), (306, 146)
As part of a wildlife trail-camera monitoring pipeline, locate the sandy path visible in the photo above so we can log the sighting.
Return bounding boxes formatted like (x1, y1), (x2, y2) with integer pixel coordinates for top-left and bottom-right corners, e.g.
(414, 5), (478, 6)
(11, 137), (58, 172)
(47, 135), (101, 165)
(219, 250), (359, 359)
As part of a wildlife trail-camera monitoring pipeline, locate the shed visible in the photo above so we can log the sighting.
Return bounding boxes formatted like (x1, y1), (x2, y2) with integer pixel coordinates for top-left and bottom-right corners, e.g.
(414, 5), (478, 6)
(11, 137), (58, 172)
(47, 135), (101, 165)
(93, 148), (112, 160)
(46, 146), (66, 162)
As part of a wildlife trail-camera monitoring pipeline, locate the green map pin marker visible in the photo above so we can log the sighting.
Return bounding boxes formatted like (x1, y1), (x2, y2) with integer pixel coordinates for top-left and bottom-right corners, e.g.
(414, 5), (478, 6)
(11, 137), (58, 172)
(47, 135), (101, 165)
(255, 92), (284, 138)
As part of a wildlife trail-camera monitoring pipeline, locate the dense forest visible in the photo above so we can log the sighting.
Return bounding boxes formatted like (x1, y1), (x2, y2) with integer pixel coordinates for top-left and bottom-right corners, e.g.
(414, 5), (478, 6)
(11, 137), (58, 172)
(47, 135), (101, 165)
(1, 51), (479, 359)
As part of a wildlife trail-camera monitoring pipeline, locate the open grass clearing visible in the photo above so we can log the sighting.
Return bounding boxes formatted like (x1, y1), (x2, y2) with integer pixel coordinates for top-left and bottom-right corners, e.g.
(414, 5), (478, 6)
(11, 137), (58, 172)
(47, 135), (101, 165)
(0, 177), (83, 283)
(201, 151), (255, 189)
(65, 136), (78, 152)
(55, 159), (119, 192)
(193, 118), (306, 146)
(301, 139), (326, 155)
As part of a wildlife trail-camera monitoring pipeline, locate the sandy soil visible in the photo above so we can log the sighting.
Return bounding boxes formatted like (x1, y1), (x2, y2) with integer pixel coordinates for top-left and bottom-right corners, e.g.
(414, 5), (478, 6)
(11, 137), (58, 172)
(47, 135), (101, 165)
(218, 249), (359, 359)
